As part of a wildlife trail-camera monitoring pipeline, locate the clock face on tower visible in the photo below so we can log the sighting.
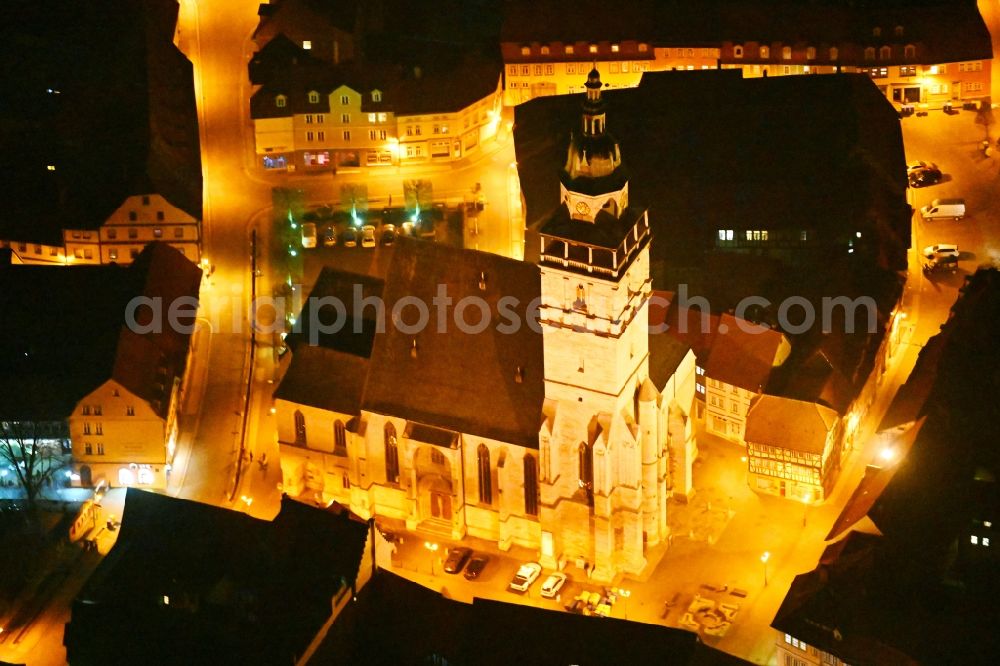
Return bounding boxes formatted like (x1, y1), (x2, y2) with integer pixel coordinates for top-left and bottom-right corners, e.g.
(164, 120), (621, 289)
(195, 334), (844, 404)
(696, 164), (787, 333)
(575, 201), (591, 216)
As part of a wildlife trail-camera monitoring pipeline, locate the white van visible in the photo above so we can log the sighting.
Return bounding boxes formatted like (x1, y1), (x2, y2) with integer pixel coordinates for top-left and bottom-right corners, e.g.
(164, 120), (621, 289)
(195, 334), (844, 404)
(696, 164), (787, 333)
(920, 198), (966, 221)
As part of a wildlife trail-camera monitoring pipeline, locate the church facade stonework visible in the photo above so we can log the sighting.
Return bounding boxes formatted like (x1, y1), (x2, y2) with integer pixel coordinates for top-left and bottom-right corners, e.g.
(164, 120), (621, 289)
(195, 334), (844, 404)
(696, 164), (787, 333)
(276, 71), (696, 582)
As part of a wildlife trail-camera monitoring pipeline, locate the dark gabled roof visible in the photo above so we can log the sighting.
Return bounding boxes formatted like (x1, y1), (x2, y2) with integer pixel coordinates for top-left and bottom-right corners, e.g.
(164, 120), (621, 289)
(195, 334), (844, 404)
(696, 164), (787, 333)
(649, 329), (692, 391)
(773, 527), (1000, 665)
(65, 490), (370, 666)
(745, 394), (839, 454)
(465, 597), (726, 666)
(250, 47), (501, 119)
(277, 238), (545, 448)
(0, 243), (199, 420)
(2, 0), (201, 243)
(312, 569), (748, 665)
(363, 238), (545, 447)
(289, 267), (385, 358)
(274, 345), (370, 415)
(868, 269), (1000, 552)
(704, 313), (785, 391)
(311, 569), (469, 665)
(767, 348), (854, 415)
(515, 71), (909, 272)
(253, 0), (360, 39)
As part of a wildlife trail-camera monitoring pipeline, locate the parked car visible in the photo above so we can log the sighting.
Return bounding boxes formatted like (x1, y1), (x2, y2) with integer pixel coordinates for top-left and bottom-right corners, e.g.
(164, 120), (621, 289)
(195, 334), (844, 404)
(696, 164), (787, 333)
(908, 162), (942, 188)
(540, 572), (568, 598)
(920, 198), (965, 221)
(322, 225), (336, 247)
(923, 243), (959, 260)
(361, 224), (377, 248)
(301, 222), (317, 248)
(341, 226), (358, 248)
(381, 223), (397, 246)
(464, 555), (490, 580)
(508, 562), (542, 592)
(443, 547), (473, 574)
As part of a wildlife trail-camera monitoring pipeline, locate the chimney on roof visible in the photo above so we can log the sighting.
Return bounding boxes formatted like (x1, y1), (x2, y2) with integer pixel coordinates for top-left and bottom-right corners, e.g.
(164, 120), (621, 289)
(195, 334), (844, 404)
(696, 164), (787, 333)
(411, 339), (418, 359)
(413, 66), (422, 80)
(515, 366), (524, 384)
(479, 271), (487, 291)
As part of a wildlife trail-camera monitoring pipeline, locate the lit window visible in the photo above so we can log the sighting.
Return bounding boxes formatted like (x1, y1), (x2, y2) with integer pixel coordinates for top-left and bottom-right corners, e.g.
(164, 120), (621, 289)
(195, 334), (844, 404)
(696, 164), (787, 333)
(806, 46), (815, 60)
(378, 112), (387, 122)
(985, 521), (993, 528)
(760, 46), (769, 58)
(782, 46), (791, 60)
(541, 45), (550, 55)
(734, 45), (743, 58)
(302, 40), (312, 50)
(589, 44), (597, 54)
(308, 90), (319, 103)
(372, 90), (382, 102)
(984, 537), (991, 547)
(368, 113), (376, 122)
(611, 43), (619, 53)
(971, 535), (979, 544)
(276, 95), (287, 108)
(638, 43), (648, 52)
(830, 47), (839, 61)
(565, 45), (574, 54)
(521, 45), (530, 56)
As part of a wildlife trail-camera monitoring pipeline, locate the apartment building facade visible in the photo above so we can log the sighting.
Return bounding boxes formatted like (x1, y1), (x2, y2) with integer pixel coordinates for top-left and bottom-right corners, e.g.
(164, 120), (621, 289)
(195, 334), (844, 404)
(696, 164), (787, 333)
(500, 2), (992, 107)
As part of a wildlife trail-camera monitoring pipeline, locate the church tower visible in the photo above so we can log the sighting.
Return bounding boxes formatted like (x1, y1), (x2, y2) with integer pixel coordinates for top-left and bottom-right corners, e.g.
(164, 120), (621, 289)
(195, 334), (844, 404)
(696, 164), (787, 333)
(537, 68), (652, 416)
(536, 70), (656, 581)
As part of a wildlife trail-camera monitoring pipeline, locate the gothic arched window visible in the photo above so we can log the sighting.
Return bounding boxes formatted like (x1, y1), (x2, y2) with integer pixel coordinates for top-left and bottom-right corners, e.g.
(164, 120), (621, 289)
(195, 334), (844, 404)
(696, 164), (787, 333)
(384, 422), (399, 483)
(477, 444), (492, 504)
(334, 420), (347, 456)
(294, 410), (306, 445)
(524, 455), (539, 516)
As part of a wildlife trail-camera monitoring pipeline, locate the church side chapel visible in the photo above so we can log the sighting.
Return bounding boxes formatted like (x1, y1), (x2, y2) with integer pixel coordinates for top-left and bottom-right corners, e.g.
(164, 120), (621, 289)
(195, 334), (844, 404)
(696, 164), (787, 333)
(275, 70), (697, 581)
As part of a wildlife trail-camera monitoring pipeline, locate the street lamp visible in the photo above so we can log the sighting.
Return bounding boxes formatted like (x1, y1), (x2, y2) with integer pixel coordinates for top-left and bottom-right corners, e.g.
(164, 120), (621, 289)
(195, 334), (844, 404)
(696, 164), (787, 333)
(617, 587), (631, 620)
(879, 446), (896, 463)
(424, 541), (439, 576)
(761, 551), (770, 587)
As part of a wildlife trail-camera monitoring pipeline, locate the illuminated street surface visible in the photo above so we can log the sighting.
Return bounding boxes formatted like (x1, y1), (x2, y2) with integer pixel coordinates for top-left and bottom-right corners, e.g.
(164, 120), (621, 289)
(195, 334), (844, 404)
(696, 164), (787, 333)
(3, 2), (1000, 665)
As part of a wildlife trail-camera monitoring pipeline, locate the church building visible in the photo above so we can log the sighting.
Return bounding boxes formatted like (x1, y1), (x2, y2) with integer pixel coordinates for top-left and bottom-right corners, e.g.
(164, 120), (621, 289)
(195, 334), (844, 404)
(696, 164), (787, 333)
(275, 70), (696, 581)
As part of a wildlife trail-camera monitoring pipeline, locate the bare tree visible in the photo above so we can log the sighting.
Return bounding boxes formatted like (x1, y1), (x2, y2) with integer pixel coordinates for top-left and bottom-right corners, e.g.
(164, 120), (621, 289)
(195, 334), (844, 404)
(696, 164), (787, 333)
(975, 97), (994, 141)
(0, 421), (67, 510)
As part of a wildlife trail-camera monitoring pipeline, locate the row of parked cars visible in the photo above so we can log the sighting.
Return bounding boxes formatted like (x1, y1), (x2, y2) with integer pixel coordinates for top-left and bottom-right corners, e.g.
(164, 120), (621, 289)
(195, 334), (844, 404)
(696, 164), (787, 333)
(301, 222), (401, 249)
(441, 548), (569, 598)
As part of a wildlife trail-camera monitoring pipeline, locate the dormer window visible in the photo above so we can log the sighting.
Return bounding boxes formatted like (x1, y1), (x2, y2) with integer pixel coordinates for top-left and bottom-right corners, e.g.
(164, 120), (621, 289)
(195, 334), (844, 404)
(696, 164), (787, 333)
(879, 45), (891, 60)
(806, 46), (815, 60)
(308, 90), (320, 104)
(565, 44), (574, 54)
(275, 94), (287, 108)
(830, 46), (839, 61)
(894, 25), (904, 37)
(782, 46), (791, 60)
(873, 27), (882, 37)
(864, 47), (875, 61)
(372, 90), (382, 102)
(521, 45), (530, 56)
(904, 44), (915, 59)
(541, 45), (550, 55)
(611, 43), (619, 53)
(734, 45), (744, 58)
(638, 43), (649, 53)
(760, 46), (769, 58)
(588, 44), (597, 54)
